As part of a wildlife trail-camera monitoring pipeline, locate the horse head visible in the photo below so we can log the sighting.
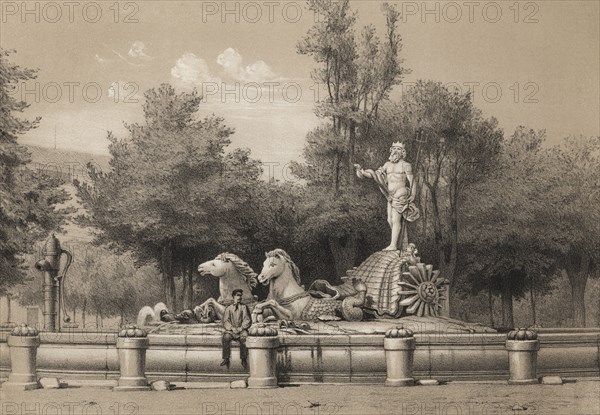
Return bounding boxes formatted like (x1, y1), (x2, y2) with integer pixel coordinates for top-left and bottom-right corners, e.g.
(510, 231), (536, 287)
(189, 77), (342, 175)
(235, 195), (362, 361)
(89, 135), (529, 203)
(258, 249), (301, 286)
(197, 257), (229, 278)
(198, 253), (258, 292)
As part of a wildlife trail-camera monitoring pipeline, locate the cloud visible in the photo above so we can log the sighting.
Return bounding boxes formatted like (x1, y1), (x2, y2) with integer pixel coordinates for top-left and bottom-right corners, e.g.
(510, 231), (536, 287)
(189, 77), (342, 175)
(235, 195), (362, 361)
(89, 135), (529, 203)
(216, 48), (276, 82)
(128, 41), (153, 60)
(170, 53), (221, 88)
(244, 61), (276, 82)
(216, 48), (243, 78)
(98, 43), (146, 67)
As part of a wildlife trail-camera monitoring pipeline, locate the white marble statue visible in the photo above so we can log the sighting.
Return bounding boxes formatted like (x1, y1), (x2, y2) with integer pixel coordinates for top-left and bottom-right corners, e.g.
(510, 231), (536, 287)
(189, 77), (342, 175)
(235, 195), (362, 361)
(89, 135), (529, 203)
(354, 142), (420, 251)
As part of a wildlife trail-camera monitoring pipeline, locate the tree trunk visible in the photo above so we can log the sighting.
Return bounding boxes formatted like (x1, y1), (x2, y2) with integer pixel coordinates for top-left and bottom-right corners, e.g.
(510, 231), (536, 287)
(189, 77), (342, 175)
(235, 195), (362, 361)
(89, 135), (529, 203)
(500, 277), (514, 328)
(429, 187), (446, 271)
(487, 287), (495, 328)
(443, 241), (459, 317)
(334, 152), (341, 195)
(420, 186), (429, 240)
(565, 252), (590, 327)
(328, 235), (357, 279)
(529, 274), (537, 326)
(444, 181), (460, 317)
(6, 295), (11, 323)
(82, 299), (86, 327)
(183, 257), (194, 310)
(161, 242), (176, 311)
(347, 119), (356, 184)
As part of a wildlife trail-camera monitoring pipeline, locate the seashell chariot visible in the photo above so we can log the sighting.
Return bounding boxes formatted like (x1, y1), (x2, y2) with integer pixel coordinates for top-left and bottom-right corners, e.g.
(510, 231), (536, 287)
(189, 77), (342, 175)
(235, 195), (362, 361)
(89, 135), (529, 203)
(313, 246), (450, 319)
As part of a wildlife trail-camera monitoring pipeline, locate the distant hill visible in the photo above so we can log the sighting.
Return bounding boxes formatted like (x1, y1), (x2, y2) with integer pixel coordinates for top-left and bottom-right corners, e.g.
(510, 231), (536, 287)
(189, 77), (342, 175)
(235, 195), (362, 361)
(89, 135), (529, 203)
(26, 145), (111, 182)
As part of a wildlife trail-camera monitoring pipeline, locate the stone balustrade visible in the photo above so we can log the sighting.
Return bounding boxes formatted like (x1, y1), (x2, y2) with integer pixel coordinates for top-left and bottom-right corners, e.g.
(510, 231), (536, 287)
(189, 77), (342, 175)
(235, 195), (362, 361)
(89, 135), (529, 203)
(1, 329), (598, 385)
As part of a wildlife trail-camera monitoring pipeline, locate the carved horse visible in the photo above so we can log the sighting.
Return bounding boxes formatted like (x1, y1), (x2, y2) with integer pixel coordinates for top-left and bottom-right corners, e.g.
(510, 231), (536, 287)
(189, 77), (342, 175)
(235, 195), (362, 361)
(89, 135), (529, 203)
(252, 249), (365, 322)
(196, 252), (258, 321)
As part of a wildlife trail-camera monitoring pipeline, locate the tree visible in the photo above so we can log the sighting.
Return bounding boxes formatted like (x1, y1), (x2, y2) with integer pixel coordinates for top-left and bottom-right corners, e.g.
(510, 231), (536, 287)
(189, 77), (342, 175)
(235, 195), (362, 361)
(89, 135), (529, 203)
(291, 1), (406, 277)
(0, 48), (71, 297)
(390, 81), (503, 315)
(298, 0), (408, 183)
(458, 127), (561, 328)
(76, 84), (264, 310)
(552, 136), (600, 326)
(14, 245), (162, 328)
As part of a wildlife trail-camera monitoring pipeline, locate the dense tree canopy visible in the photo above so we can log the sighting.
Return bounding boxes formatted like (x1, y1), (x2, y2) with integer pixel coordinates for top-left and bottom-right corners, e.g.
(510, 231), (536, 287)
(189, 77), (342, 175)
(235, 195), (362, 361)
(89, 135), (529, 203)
(458, 128), (561, 327)
(75, 84), (303, 310)
(0, 48), (71, 294)
(290, 1), (408, 278)
(551, 135), (600, 326)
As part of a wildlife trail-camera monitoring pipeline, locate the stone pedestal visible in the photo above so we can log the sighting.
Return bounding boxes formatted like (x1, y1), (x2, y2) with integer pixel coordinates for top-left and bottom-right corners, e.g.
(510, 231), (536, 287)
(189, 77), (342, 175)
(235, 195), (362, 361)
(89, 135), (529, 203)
(506, 329), (539, 385)
(247, 324), (279, 389)
(2, 324), (40, 391)
(114, 325), (151, 391)
(384, 327), (415, 387)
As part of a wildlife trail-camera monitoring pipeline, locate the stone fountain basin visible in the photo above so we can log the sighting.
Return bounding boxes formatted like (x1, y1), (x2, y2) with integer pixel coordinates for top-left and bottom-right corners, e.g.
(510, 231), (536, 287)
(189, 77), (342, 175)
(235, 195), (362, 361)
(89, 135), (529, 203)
(143, 316), (496, 335)
(0, 322), (598, 384)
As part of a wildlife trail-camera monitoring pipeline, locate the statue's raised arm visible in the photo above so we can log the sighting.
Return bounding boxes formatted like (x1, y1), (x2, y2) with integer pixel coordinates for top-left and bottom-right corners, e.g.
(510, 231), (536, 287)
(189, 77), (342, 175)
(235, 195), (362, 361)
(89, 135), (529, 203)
(355, 142), (420, 251)
(354, 163), (384, 180)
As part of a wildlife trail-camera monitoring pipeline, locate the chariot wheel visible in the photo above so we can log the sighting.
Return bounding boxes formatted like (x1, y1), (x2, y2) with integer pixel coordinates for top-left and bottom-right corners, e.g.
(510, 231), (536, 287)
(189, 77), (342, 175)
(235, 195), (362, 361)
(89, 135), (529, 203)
(398, 263), (448, 317)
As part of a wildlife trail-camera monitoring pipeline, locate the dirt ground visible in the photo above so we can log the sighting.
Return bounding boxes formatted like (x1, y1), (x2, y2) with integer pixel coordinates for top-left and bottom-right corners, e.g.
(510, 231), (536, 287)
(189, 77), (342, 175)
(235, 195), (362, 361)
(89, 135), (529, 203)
(2, 380), (599, 415)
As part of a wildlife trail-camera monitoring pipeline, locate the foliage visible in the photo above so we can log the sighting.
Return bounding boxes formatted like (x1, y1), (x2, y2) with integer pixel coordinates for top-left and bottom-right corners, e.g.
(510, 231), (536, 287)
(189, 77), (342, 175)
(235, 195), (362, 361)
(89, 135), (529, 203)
(0, 48), (71, 294)
(297, 1), (408, 186)
(550, 135), (600, 325)
(75, 83), (276, 309)
(551, 135), (600, 262)
(393, 81), (504, 283)
(13, 245), (162, 324)
(291, 1), (407, 277)
(460, 128), (560, 287)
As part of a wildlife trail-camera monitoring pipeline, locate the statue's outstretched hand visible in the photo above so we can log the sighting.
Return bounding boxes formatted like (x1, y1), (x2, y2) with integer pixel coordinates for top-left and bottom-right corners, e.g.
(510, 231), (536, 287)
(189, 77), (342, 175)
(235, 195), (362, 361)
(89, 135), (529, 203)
(353, 164), (362, 171)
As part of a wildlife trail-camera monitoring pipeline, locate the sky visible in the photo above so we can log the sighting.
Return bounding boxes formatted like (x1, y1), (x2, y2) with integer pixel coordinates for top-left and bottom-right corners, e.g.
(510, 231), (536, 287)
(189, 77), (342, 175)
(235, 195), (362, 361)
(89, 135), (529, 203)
(1, 0), (599, 173)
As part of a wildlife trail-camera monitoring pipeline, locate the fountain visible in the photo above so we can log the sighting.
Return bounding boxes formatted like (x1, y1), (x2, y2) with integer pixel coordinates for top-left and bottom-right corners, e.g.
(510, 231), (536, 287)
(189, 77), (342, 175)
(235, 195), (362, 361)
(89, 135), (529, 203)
(1, 143), (598, 387)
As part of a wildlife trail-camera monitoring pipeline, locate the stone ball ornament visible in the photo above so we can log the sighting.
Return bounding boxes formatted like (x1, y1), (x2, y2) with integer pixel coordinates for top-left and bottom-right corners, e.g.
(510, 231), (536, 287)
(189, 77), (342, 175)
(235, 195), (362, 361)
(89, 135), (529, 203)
(507, 328), (538, 341)
(385, 326), (414, 338)
(11, 323), (39, 337)
(118, 324), (147, 338)
(249, 323), (278, 337)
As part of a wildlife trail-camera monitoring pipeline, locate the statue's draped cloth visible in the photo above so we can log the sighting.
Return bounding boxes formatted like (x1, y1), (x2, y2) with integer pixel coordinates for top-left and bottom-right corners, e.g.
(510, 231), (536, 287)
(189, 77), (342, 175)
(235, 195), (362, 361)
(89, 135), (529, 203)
(359, 168), (420, 250)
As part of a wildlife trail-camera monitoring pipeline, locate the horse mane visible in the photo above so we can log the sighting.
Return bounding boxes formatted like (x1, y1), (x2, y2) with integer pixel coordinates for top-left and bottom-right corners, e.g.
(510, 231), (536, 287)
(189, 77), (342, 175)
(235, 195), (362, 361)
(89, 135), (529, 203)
(215, 253), (258, 288)
(265, 249), (302, 286)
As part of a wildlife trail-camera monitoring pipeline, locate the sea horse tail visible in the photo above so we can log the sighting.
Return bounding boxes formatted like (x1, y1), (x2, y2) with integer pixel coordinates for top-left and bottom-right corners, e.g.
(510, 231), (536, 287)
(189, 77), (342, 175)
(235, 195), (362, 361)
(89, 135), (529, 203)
(341, 280), (367, 322)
